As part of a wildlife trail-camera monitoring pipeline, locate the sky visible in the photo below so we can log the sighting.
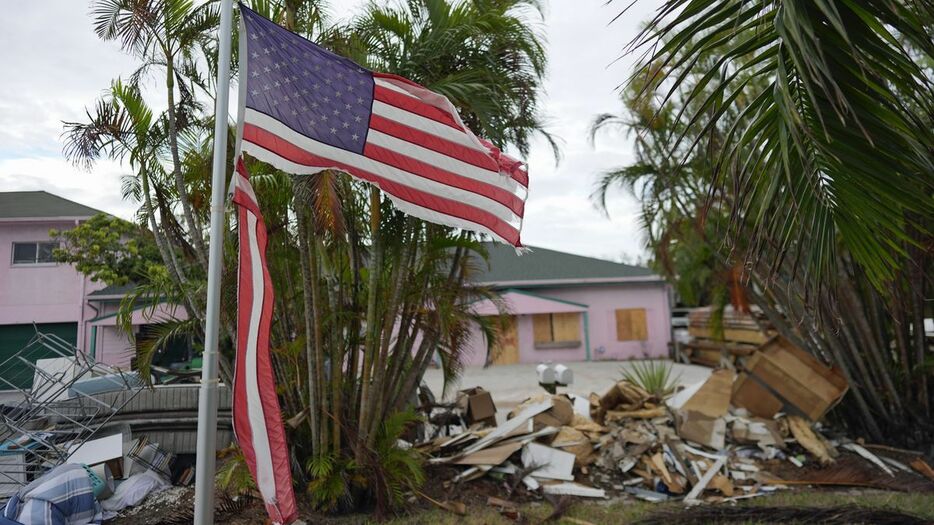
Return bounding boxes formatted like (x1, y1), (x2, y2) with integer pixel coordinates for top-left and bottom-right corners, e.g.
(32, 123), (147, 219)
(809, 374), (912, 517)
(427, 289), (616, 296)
(0, 0), (655, 262)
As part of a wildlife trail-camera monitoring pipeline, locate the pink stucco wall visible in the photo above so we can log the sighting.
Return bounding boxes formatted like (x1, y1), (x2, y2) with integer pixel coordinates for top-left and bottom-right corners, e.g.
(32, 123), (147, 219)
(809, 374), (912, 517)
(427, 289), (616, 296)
(0, 219), (182, 369)
(0, 220), (103, 348)
(460, 283), (672, 367)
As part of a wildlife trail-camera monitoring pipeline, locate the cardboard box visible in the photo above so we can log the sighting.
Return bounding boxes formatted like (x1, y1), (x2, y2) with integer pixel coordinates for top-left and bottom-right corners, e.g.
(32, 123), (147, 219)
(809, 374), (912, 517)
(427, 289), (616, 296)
(731, 372), (783, 418)
(456, 387), (497, 426)
(739, 337), (848, 421)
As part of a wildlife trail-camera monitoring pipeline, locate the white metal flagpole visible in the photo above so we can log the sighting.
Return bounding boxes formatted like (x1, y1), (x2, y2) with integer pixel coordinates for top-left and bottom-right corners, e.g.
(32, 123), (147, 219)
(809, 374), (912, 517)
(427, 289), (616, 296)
(194, 0), (234, 523)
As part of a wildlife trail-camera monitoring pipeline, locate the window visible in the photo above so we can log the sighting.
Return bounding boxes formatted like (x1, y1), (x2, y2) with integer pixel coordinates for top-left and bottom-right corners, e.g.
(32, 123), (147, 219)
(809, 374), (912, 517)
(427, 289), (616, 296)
(11, 242), (59, 265)
(616, 308), (648, 341)
(532, 312), (581, 349)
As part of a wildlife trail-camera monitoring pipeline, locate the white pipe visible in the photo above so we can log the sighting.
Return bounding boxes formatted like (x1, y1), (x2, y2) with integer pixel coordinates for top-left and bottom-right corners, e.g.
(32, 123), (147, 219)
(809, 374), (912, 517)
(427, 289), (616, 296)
(193, 0), (234, 522)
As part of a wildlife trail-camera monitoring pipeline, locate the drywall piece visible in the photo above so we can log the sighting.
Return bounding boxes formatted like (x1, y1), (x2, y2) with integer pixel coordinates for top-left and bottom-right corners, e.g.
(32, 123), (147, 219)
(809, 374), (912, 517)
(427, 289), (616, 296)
(67, 433), (124, 466)
(522, 442), (575, 481)
(542, 482), (606, 498)
(684, 455), (727, 504)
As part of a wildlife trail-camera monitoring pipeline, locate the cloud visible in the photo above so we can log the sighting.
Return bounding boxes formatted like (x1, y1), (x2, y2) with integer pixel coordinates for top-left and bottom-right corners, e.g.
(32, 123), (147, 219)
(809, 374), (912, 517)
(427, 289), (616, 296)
(0, 0), (654, 263)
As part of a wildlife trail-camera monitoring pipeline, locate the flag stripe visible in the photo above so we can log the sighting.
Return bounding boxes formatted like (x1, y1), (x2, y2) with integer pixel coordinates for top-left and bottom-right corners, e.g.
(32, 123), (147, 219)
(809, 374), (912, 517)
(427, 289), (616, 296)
(369, 114), (500, 173)
(232, 159), (298, 525)
(244, 211), (276, 498)
(371, 100), (487, 154)
(241, 126), (520, 245)
(363, 142), (525, 216)
(245, 140), (518, 245)
(373, 85), (462, 130)
(243, 111), (523, 223)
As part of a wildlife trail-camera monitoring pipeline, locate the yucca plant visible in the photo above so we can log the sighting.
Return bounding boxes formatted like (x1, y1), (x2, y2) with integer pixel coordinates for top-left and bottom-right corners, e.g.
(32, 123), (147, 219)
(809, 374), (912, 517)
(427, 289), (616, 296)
(621, 360), (680, 399)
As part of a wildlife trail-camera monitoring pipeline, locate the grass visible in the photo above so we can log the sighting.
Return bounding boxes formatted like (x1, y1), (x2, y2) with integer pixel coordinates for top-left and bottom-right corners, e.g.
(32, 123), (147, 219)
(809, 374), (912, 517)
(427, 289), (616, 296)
(378, 489), (934, 524)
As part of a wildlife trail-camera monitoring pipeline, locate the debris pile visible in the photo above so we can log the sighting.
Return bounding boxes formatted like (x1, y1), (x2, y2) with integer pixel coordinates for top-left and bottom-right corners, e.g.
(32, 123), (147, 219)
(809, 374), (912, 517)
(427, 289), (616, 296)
(417, 343), (934, 509)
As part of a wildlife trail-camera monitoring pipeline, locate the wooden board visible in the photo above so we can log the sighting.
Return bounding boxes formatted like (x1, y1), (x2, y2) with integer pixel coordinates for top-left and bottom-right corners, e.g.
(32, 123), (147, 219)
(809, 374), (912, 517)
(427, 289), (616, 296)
(616, 308), (648, 341)
(492, 315), (520, 365)
(552, 312), (581, 343)
(532, 314), (552, 344)
(688, 326), (770, 345)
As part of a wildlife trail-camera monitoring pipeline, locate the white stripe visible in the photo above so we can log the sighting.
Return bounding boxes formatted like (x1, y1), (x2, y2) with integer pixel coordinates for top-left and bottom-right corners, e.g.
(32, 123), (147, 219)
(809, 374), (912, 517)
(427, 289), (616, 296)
(371, 100), (488, 154)
(366, 129), (523, 196)
(374, 77), (413, 97)
(232, 172), (259, 205)
(241, 141), (515, 245)
(245, 212), (277, 503)
(244, 109), (522, 223)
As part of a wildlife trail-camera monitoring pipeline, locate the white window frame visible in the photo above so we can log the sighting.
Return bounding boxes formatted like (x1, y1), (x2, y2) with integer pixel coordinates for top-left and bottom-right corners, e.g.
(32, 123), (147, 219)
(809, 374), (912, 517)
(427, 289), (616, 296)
(11, 241), (59, 266)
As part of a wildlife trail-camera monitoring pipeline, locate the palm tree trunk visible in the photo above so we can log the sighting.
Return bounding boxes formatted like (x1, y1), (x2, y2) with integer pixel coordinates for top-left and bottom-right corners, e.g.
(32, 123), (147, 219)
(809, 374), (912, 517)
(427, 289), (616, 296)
(307, 233), (329, 454)
(164, 51), (208, 268)
(296, 205), (320, 451)
(357, 187), (382, 454)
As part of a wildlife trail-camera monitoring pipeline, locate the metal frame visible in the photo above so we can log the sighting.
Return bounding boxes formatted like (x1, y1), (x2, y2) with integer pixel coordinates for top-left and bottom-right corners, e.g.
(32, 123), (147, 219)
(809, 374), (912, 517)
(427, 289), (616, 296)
(0, 326), (144, 499)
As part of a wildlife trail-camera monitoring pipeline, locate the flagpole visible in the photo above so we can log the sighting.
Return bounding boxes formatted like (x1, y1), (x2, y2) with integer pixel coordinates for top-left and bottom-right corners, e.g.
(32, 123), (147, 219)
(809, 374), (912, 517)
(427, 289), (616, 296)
(194, 0), (234, 523)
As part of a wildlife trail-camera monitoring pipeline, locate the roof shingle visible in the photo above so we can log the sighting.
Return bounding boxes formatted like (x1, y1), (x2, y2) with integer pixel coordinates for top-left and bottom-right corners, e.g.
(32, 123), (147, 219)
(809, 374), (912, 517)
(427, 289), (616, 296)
(0, 191), (103, 220)
(472, 242), (659, 286)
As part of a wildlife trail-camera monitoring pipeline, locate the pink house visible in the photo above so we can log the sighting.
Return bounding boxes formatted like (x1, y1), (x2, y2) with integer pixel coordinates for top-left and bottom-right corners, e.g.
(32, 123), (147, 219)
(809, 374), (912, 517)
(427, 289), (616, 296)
(0, 191), (188, 381)
(460, 243), (672, 366)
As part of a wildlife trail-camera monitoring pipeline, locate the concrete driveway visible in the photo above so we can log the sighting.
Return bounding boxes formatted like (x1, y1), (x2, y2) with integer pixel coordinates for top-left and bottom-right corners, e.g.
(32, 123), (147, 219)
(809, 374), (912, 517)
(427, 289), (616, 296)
(423, 360), (711, 411)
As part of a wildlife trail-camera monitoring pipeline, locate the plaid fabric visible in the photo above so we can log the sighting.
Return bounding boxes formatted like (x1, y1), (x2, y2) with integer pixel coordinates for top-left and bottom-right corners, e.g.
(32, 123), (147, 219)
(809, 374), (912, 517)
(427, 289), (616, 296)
(3, 464), (102, 525)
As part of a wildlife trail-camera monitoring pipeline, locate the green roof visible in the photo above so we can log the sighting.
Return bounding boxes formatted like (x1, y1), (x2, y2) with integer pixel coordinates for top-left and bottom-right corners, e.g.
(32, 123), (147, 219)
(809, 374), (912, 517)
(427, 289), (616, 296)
(87, 283), (137, 298)
(472, 243), (659, 286)
(0, 191), (103, 219)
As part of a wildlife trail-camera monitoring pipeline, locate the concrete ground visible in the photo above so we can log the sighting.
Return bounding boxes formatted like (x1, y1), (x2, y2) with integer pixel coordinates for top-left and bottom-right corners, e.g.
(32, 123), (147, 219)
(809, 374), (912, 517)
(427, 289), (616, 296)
(423, 360), (711, 412)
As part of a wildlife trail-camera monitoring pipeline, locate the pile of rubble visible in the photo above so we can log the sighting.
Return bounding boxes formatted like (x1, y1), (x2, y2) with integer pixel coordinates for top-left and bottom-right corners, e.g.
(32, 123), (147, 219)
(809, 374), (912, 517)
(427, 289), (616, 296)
(417, 338), (934, 509)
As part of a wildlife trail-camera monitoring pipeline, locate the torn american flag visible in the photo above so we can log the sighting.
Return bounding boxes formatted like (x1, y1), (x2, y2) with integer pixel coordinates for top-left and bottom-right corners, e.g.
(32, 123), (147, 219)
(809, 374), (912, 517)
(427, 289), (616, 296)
(237, 3), (529, 246)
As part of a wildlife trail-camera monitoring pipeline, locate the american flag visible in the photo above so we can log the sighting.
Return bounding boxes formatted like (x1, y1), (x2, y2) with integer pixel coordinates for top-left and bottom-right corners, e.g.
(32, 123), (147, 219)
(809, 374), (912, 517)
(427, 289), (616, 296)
(231, 158), (297, 525)
(237, 4), (528, 246)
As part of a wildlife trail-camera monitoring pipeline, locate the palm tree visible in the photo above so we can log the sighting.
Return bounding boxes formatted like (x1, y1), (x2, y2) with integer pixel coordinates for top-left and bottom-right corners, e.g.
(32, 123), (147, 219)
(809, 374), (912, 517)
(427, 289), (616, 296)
(623, 0), (933, 289)
(594, 4), (934, 441)
(91, 0), (221, 267)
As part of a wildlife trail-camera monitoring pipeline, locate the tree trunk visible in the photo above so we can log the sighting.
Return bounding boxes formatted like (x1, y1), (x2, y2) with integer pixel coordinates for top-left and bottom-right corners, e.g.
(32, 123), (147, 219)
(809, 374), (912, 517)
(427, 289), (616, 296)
(296, 205), (320, 451)
(164, 48), (208, 268)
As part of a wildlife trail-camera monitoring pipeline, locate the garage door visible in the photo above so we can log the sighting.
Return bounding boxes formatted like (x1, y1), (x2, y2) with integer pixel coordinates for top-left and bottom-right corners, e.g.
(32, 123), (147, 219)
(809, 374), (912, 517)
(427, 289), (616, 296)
(0, 323), (78, 389)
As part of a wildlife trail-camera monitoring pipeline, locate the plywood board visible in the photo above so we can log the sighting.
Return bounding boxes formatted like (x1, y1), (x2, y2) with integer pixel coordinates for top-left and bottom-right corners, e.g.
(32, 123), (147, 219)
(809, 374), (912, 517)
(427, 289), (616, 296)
(552, 312), (581, 342)
(680, 369), (734, 418)
(616, 308), (648, 341)
(491, 315), (520, 365)
(532, 314), (552, 344)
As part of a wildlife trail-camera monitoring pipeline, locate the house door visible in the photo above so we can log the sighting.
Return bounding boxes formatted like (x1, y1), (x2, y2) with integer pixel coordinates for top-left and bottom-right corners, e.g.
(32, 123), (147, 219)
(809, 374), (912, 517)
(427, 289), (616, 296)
(492, 316), (519, 365)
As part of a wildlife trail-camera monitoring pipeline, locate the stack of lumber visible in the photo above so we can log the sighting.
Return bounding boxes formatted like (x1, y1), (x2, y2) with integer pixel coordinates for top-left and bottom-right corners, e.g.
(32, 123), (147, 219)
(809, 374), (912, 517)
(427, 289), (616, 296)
(683, 307), (774, 366)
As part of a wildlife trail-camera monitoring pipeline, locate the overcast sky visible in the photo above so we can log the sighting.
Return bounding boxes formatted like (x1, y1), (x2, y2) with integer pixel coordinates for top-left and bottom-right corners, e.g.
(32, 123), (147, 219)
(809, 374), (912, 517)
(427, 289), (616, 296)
(0, 0), (655, 262)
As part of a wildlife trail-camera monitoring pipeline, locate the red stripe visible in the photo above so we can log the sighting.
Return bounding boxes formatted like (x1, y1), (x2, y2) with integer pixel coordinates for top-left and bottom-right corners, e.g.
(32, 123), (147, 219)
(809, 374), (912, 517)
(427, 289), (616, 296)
(243, 124), (520, 245)
(363, 141), (524, 216)
(252, 207), (298, 524)
(233, 206), (256, 476)
(369, 114), (499, 173)
(374, 85), (462, 131)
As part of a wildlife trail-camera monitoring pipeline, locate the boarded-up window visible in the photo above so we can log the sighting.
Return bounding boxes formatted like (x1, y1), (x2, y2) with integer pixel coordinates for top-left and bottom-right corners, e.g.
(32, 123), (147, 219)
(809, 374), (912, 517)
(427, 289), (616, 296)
(616, 308), (648, 341)
(532, 313), (581, 348)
